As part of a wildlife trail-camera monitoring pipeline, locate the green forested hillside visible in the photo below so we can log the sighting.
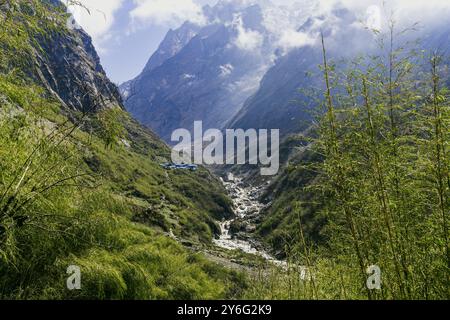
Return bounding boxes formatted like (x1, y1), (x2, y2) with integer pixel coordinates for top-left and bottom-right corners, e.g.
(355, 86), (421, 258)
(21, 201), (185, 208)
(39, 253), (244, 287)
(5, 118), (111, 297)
(0, 0), (242, 299)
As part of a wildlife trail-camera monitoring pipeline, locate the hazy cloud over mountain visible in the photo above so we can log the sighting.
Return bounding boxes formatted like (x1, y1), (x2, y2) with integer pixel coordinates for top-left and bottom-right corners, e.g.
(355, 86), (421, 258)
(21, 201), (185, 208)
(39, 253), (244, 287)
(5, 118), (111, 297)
(232, 15), (264, 51)
(68, 0), (450, 83)
(72, 0), (450, 50)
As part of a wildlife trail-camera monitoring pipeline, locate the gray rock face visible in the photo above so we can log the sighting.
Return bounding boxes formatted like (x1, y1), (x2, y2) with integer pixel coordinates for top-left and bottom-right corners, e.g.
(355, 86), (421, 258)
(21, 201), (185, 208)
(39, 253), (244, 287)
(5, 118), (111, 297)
(120, 21), (201, 101)
(120, 0), (367, 141)
(33, 1), (123, 112)
(144, 22), (202, 74)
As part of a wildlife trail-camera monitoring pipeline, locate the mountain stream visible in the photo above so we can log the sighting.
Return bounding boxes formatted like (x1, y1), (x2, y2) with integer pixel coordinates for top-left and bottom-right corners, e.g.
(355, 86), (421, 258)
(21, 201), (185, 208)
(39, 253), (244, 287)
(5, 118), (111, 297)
(213, 174), (286, 268)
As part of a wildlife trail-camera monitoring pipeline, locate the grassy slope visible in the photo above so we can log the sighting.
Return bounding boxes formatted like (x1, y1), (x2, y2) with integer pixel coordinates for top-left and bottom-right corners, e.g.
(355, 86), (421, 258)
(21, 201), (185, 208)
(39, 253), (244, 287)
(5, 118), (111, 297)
(245, 133), (327, 258)
(0, 0), (242, 299)
(258, 148), (326, 257)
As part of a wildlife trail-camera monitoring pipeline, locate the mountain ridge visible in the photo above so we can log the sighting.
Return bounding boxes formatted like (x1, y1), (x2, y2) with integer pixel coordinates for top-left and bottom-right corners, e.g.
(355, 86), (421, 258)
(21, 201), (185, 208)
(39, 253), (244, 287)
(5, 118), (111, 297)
(120, 0), (317, 142)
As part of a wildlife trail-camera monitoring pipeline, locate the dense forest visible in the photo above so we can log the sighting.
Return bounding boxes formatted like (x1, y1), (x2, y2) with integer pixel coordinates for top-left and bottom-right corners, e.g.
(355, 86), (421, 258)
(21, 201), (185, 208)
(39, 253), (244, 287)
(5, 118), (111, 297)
(0, 0), (448, 300)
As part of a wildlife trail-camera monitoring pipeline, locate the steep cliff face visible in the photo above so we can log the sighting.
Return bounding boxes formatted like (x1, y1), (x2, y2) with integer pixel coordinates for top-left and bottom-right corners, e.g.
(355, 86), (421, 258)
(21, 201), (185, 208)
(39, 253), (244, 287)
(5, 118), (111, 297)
(1, 0), (122, 113)
(122, 0), (450, 142)
(35, 28), (123, 112)
(143, 22), (201, 74)
(227, 45), (319, 135)
(122, 24), (261, 142)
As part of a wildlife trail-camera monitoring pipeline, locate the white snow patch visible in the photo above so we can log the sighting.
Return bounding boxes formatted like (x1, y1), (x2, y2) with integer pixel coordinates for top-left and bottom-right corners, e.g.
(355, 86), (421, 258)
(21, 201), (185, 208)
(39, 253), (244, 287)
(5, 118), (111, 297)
(219, 64), (234, 77)
(182, 73), (196, 80)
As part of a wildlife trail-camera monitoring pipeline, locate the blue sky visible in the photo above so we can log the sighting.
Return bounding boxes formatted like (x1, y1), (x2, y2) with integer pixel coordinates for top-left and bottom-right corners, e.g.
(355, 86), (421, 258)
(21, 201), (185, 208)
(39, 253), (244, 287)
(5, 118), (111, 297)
(69, 0), (450, 85)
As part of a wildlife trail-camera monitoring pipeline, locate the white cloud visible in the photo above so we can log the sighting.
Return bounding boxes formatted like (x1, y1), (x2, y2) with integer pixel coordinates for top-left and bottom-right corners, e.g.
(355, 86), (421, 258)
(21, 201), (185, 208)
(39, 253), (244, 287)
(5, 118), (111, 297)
(365, 5), (382, 30)
(129, 0), (206, 29)
(67, 0), (450, 58)
(232, 16), (264, 51)
(318, 0), (450, 28)
(278, 29), (316, 51)
(67, 0), (124, 51)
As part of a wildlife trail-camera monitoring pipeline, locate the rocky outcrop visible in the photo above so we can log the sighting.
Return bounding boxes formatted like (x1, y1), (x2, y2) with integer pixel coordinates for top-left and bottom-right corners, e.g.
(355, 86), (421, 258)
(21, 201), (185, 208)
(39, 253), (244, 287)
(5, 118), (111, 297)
(32, 1), (123, 112)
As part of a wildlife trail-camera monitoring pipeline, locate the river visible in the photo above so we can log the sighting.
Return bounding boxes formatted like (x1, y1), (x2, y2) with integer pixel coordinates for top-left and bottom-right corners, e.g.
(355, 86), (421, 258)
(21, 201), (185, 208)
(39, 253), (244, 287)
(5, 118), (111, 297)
(213, 174), (287, 267)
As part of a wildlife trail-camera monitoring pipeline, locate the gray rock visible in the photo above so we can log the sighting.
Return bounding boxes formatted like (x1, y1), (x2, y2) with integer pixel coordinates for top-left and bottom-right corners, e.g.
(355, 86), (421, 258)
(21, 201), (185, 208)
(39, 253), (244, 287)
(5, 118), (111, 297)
(35, 21), (122, 113)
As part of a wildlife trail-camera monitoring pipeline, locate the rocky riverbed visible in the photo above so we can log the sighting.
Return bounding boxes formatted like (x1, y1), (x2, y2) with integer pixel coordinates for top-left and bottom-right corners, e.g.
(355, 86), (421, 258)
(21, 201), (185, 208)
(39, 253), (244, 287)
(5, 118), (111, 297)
(213, 174), (286, 267)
